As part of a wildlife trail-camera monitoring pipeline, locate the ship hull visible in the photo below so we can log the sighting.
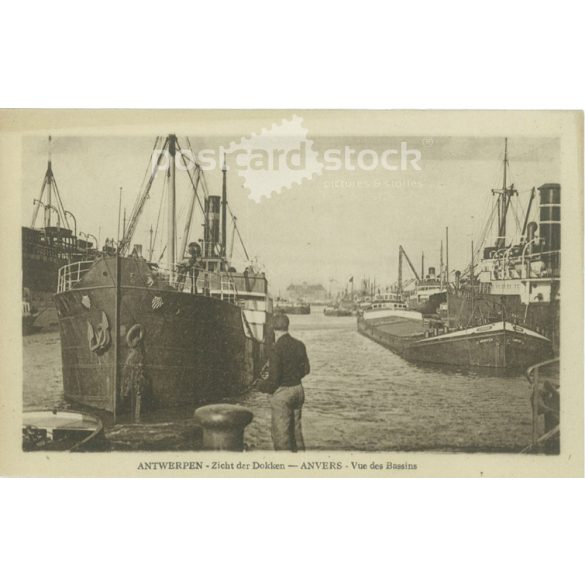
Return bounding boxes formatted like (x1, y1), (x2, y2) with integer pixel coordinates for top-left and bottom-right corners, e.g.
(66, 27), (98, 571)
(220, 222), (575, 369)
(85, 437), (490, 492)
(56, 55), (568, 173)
(22, 226), (95, 332)
(54, 258), (268, 414)
(23, 254), (68, 332)
(324, 308), (354, 317)
(403, 326), (553, 369)
(276, 305), (311, 315)
(447, 288), (560, 354)
(358, 316), (553, 369)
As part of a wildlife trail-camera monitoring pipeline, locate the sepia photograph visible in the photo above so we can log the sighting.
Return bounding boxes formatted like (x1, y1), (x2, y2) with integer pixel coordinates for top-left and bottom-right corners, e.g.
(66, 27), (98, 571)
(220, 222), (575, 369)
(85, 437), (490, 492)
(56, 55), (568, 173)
(2, 5), (584, 585)
(0, 109), (582, 476)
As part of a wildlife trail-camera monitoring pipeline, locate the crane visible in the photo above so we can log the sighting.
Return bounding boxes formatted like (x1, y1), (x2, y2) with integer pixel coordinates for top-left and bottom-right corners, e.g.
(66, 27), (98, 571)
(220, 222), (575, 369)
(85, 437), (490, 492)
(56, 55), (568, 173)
(120, 136), (169, 255)
(398, 245), (420, 294)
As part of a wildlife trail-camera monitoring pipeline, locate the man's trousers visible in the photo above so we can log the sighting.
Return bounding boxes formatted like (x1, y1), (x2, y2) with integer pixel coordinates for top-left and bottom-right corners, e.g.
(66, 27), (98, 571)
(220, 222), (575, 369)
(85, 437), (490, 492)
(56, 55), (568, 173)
(270, 384), (305, 451)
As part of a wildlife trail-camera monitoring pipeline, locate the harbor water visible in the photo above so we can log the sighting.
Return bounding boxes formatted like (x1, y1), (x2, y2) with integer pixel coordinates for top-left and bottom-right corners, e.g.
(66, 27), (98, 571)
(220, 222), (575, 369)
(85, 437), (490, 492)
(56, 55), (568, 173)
(23, 311), (533, 452)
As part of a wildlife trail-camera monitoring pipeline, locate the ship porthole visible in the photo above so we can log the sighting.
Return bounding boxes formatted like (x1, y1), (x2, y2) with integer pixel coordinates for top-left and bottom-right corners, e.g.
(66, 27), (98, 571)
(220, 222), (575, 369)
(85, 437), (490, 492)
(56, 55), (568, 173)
(126, 323), (145, 348)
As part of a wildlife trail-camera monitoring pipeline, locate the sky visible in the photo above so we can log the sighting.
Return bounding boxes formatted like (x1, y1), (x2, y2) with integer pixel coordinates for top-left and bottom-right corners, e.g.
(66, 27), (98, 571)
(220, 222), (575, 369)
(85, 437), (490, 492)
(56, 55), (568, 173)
(22, 131), (560, 295)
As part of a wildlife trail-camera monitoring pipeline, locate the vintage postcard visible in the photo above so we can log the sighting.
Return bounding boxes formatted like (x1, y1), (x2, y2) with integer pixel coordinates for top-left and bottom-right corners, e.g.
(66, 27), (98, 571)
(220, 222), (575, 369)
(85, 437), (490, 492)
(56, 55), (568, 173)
(0, 110), (582, 477)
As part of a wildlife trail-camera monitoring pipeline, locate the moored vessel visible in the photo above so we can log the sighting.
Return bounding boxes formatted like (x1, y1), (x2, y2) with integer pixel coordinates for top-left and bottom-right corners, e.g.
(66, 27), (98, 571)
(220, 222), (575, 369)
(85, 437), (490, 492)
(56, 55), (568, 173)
(446, 141), (560, 353)
(357, 139), (557, 369)
(358, 309), (553, 369)
(22, 409), (105, 452)
(397, 245), (447, 315)
(275, 299), (311, 314)
(23, 137), (98, 332)
(54, 135), (273, 420)
(324, 305), (354, 317)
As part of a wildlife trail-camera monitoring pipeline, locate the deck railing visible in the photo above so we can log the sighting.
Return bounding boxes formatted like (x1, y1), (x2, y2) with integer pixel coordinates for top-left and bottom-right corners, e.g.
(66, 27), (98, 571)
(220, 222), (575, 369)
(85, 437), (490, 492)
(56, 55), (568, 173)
(57, 261), (95, 292)
(57, 259), (268, 305)
(155, 267), (244, 302)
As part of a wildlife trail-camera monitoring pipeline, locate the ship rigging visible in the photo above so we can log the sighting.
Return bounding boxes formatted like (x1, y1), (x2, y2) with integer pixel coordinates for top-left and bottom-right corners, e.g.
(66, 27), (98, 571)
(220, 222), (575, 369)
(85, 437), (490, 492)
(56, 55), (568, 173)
(357, 138), (558, 369)
(119, 135), (250, 273)
(54, 135), (273, 421)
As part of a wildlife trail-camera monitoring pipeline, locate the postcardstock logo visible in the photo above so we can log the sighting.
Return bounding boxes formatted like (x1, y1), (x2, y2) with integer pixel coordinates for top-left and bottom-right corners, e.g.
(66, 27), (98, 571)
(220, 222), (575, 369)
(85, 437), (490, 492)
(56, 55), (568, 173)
(226, 115), (323, 203)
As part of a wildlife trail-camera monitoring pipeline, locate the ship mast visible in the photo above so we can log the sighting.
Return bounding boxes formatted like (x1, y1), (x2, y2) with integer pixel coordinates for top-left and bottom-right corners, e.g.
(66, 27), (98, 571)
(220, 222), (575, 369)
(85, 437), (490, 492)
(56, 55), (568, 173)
(492, 138), (517, 249)
(445, 227), (449, 284)
(440, 240), (444, 287)
(398, 247), (403, 295)
(498, 138), (508, 247)
(470, 240), (474, 283)
(168, 135), (177, 275)
(31, 136), (70, 230)
(46, 136), (53, 228)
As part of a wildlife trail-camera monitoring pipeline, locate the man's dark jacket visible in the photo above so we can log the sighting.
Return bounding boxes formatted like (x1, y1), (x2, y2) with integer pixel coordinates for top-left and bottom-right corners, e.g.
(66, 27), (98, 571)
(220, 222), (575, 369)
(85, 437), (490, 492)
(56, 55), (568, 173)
(257, 333), (310, 394)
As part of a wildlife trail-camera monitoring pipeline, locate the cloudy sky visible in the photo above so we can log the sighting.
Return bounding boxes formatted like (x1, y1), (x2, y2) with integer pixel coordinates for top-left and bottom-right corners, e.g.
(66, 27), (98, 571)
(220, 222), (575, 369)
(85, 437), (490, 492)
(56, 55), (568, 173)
(22, 130), (559, 295)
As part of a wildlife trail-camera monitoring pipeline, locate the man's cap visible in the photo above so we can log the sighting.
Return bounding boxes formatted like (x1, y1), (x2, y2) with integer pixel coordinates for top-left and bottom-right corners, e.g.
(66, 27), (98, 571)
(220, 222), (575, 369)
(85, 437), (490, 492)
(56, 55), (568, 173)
(273, 312), (290, 331)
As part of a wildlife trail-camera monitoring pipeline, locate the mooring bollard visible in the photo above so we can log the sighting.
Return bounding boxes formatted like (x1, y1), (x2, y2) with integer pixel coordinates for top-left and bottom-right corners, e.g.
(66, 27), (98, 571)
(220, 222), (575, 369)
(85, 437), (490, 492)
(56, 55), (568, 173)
(194, 404), (254, 451)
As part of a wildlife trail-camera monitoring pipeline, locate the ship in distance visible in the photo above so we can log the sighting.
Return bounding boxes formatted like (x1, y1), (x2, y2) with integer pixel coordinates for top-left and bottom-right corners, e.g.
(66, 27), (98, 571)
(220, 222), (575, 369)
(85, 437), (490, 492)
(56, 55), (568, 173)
(324, 279), (357, 316)
(323, 305), (354, 317)
(274, 298), (311, 315)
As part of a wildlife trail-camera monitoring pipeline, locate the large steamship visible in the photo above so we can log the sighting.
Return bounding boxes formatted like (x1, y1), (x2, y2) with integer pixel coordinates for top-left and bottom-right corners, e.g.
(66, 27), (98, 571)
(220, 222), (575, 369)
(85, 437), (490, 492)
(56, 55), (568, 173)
(22, 137), (98, 332)
(358, 139), (557, 369)
(54, 136), (273, 419)
(446, 142), (560, 353)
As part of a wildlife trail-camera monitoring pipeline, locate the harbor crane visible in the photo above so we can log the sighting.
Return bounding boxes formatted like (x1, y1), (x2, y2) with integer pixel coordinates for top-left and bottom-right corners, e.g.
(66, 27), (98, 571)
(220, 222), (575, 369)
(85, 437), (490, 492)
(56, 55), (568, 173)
(397, 245), (421, 295)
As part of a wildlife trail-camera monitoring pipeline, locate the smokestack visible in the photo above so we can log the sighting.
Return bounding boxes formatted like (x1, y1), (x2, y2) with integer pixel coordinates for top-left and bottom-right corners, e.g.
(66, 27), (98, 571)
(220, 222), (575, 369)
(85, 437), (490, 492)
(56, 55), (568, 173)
(538, 184), (560, 252)
(205, 195), (221, 257)
(538, 183), (560, 275)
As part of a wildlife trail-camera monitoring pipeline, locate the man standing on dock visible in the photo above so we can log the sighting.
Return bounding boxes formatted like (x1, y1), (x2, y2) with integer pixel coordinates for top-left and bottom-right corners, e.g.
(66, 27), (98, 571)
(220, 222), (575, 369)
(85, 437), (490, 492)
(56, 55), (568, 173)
(254, 312), (310, 451)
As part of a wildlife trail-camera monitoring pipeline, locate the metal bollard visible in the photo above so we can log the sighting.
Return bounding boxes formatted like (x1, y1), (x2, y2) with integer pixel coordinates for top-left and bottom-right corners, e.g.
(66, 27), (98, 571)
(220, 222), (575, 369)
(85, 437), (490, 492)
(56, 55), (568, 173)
(194, 404), (254, 451)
